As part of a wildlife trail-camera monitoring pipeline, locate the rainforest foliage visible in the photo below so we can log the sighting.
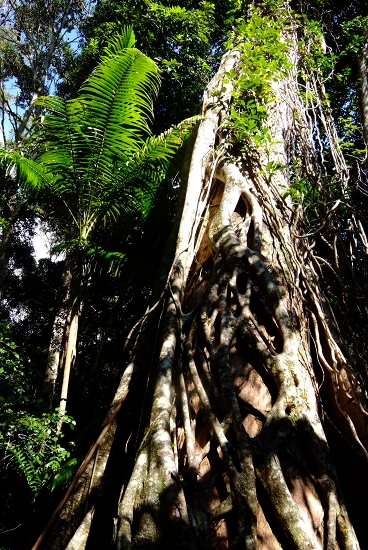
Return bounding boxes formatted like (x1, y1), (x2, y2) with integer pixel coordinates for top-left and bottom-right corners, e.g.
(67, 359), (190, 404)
(0, 0), (368, 548)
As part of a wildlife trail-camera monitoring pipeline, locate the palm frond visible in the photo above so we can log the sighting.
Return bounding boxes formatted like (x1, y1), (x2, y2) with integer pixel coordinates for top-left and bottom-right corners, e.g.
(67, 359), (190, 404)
(30, 30), (192, 244)
(0, 147), (55, 190)
(80, 48), (160, 173)
(130, 116), (199, 169)
(118, 117), (199, 215)
(86, 244), (128, 278)
(35, 96), (88, 186)
(102, 25), (136, 58)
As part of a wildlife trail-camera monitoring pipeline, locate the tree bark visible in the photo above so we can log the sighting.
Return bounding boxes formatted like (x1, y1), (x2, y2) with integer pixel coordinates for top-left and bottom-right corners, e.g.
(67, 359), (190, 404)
(33, 7), (368, 550)
(357, 28), (368, 148)
(0, 179), (17, 297)
(0, 216), (14, 298)
(43, 262), (73, 408)
(57, 307), (79, 432)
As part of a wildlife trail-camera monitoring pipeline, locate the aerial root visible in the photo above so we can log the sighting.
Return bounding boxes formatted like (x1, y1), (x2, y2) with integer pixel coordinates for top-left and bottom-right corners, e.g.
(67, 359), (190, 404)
(256, 452), (320, 550)
(184, 337), (257, 549)
(308, 289), (368, 462)
(180, 223), (360, 550)
(116, 446), (149, 550)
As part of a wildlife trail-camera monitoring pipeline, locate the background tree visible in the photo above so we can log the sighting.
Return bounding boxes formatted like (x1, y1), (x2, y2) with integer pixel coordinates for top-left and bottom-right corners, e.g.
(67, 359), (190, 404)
(0, 0), (90, 142)
(0, 0), (90, 298)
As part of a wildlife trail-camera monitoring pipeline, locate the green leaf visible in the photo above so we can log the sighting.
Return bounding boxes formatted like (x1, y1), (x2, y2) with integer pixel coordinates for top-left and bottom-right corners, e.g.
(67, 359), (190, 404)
(33, 28), (185, 247)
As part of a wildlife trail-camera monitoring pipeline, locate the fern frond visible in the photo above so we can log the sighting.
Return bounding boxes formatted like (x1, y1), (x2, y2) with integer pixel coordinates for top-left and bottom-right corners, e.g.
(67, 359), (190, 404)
(7, 444), (43, 494)
(49, 457), (80, 491)
(31, 30), (189, 244)
(80, 47), (160, 179)
(102, 25), (136, 58)
(0, 147), (55, 189)
(35, 96), (89, 195)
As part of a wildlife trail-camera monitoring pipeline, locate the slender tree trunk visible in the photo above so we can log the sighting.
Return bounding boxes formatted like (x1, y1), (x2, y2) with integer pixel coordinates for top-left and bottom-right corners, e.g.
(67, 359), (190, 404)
(0, 182), (17, 297)
(357, 29), (368, 148)
(43, 263), (73, 408)
(44, 253), (84, 426)
(0, 217), (14, 297)
(32, 7), (368, 550)
(57, 307), (79, 431)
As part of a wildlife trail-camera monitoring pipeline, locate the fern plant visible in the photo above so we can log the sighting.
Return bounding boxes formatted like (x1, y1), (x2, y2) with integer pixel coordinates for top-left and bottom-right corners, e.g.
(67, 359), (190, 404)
(0, 323), (76, 499)
(3, 411), (75, 498)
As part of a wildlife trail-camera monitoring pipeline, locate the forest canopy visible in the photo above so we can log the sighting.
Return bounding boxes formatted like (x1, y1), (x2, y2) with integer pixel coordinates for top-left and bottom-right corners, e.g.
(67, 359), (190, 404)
(1, 1), (368, 549)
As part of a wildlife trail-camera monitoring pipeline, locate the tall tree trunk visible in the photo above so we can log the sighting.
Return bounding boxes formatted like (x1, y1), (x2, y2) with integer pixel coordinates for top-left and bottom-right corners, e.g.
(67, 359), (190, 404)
(43, 262), (73, 408)
(357, 28), (368, 148)
(0, 217), (14, 298)
(0, 181), (17, 298)
(57, 307), (79, 432)
(43, 254), (83, 426)
(32, 7), (368, 550)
